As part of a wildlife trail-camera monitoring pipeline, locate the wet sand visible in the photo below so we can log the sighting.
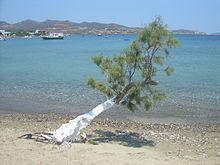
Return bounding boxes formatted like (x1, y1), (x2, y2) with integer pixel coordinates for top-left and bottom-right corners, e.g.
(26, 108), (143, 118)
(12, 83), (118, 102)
(0, 113), (220, 165)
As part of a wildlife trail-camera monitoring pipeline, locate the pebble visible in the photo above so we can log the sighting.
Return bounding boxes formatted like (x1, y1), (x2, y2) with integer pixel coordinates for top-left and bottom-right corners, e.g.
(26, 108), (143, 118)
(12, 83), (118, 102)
(1, 113), (220, 150)
(164, 158), (169, 161)
(216, 152), (220, 157)
(183, 155), (194, 160)
(169, 135), (175, 140)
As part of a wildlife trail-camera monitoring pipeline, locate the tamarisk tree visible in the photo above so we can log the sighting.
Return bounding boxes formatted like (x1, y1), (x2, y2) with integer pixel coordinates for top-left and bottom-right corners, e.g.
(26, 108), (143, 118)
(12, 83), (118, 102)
(42, 17), (179, 144)
(88, 17), (179, 110)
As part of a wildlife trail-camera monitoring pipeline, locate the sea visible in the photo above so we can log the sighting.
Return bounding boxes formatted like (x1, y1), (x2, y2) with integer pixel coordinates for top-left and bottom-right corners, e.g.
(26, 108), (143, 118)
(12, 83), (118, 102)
(0, 34), (220, 124)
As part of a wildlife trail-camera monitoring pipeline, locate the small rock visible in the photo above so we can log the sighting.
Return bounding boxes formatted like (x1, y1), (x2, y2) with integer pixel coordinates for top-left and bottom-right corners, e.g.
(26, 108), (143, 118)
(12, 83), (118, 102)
(216, 152), (220, 157)
(164, 158), (169, 161)
(183, 155), (194, 160)
(202, 153), (207, 158)
(169, 135), (175, 140)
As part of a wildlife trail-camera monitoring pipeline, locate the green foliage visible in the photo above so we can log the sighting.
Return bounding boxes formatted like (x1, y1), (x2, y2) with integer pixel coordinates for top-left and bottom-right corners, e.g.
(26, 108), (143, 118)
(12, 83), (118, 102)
(153, 56), (165, 66)
(88, 77), (113, 97)
(88, 17), (179, 112)
(153, 93), (166, 101)
(92, 53), (104, 66)
(142, 96), (153, 110)
(10, 30), (29, 37)
(87, 77), (96, 88)
(165, 67), (176, 76)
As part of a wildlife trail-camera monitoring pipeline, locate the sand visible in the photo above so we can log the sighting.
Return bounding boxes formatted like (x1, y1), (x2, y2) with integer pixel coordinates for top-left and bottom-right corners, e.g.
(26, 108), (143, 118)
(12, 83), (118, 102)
(0, 113), (219, 165)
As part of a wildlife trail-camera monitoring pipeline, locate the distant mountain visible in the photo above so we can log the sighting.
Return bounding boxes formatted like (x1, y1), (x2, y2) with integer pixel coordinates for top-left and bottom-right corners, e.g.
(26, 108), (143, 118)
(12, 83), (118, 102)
(0, 20), (214, 35)
(78, 22), (127, 29)
(172, 29), (208, 35)
(11, 19), (41, 30)
(211, 32), (220, 35)
(0, 21), (10, 26)
(0, 19), (138, 34)
(0, 21), (10, 30)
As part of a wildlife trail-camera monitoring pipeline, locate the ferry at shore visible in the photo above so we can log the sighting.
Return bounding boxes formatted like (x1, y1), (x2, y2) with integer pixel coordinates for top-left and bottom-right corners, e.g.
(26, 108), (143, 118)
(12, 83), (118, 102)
(42, 33), (64, 40)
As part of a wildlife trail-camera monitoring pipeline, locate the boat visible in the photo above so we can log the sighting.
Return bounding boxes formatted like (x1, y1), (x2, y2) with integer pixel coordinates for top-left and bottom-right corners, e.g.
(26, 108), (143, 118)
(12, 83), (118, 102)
(123, 38), (130, 41)
(42, 33), (64, 40)
(97, 33), (102, 37)
(0, 37), (6, 41)
(23, 35), (32, 39)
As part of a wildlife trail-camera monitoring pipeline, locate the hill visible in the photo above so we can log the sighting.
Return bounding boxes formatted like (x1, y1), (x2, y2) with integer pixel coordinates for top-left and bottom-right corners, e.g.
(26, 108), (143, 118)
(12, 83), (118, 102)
(0, 19), (138, 34)
(0, 20), (213, 35)
(172, 29), (208, 35)
(211, 32), (220, 35)
(0, 21), (10, 26)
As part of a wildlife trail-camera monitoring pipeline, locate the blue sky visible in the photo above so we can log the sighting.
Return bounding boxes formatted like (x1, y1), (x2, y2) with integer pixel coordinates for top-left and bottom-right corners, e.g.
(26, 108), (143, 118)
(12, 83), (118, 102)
(0, 0), (219, 33)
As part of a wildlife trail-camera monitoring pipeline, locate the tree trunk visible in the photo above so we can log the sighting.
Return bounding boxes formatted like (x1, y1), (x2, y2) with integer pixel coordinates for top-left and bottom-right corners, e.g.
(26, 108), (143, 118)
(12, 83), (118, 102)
(46, 84), (135, 144)
(114, 83), (135, 104)
(46, 99), (115, 144)
(43, 80), (158, 144)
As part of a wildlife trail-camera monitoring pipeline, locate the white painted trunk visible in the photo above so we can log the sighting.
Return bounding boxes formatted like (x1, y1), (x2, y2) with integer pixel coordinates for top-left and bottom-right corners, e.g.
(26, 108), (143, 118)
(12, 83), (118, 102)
(46, 99), (115, 144)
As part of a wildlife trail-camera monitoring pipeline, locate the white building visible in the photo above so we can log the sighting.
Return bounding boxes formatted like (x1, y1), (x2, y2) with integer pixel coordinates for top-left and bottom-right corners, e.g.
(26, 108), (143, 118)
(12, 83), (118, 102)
(35, 30), (40, 34)
(0, 30), (11, 36)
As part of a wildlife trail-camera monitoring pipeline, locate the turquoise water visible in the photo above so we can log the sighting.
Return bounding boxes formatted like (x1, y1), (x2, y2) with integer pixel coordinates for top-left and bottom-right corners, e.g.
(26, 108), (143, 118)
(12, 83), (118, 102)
(0, 34), (220, 123)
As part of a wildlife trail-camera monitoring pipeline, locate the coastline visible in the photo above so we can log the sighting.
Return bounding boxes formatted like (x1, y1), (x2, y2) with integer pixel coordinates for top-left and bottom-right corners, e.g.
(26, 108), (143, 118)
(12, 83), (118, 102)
(0, 113), (219, 165)
(1, 95), (219, 124)
(1, 33), (220, 39)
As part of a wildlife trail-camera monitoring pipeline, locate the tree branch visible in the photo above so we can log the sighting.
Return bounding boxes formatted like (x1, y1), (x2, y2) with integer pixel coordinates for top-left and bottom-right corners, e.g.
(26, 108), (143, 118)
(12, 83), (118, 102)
(114, 80), (158, 104)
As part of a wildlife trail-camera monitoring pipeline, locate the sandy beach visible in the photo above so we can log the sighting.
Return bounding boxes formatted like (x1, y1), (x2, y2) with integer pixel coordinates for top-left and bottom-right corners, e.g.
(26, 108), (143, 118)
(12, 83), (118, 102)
(0, 113), (219, 165)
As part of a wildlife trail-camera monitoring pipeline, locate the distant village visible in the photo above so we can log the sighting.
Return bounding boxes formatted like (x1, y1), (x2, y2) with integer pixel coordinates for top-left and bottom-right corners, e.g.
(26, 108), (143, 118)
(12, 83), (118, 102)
(0, 19), (218, 38)
(0, 29), (47, 38)
(0, 28), (213, 39)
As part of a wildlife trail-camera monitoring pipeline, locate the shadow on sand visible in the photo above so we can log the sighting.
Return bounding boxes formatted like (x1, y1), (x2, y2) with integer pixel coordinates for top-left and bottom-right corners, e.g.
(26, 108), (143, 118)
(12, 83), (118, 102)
(89, 129), (155, 148)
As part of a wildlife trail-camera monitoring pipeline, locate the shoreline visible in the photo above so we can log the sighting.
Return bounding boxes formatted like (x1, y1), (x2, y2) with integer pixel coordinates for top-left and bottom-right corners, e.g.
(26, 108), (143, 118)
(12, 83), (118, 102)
(1, 99), (219, 124)
(1, 96), (219, 125)
(1, 111), (220, 124)
(0, 113), (219, 164)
